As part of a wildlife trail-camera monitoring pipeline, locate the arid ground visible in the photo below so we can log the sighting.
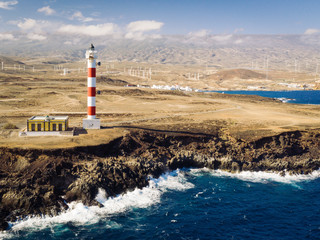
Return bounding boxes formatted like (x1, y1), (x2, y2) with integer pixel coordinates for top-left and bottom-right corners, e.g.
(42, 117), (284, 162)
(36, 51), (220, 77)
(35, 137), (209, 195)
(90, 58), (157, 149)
(2, 58), (320, 230)
(0, 59), (320, 149)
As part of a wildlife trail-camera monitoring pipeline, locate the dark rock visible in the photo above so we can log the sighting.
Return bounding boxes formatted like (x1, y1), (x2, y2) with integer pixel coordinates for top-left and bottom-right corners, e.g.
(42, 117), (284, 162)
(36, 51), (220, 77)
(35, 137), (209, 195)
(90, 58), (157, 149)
(1, 129), (320, 230)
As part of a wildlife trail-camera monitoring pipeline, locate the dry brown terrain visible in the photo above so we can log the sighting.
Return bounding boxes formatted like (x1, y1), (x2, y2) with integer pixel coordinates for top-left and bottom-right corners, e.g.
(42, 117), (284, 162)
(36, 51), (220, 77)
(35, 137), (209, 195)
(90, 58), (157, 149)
(1, 58), (320, 230)
(0, 60), (320, 149)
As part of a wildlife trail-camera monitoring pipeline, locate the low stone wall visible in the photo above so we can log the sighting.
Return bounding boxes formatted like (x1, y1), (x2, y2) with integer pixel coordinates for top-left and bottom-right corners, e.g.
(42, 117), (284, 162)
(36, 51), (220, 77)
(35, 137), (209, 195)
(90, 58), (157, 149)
(19, 130), (74, 137)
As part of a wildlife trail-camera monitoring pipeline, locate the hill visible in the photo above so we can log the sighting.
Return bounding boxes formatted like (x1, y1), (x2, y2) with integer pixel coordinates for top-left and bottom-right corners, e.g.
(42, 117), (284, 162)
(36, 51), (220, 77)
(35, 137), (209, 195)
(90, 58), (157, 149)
(0, 56), (25, 66)
(208, 69), (267, 80)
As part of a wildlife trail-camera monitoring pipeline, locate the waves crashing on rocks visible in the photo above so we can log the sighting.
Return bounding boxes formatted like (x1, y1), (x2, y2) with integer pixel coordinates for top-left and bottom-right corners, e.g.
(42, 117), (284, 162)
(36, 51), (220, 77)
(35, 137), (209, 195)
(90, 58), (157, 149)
(2, 168), (319, 239)
(1, 170), (193, 238)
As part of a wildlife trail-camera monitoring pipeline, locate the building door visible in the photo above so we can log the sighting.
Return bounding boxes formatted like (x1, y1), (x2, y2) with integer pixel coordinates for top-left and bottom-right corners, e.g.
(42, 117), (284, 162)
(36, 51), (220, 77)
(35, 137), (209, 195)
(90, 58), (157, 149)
(31, 124), (35, 131)
(45, 122), (49, 131)
(58, 124), (62, 131)
(52, 124), (56, 131)
(37, 124), (41, 131)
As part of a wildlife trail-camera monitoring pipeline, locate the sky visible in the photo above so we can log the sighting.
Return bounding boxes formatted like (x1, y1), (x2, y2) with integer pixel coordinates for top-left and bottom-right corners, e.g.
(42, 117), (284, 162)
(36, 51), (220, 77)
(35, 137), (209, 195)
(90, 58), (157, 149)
(0, 0), (320, 42)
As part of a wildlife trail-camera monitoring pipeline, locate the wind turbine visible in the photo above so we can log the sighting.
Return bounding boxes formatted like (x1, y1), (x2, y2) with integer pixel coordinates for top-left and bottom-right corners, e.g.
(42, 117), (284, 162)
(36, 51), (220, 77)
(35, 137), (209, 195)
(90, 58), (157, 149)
(265, 56), (269, 80)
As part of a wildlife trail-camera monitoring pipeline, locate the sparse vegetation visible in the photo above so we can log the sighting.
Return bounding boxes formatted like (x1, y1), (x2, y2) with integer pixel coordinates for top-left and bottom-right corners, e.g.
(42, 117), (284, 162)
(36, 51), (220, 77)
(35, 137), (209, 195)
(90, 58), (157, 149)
(2, 123), (18, 129)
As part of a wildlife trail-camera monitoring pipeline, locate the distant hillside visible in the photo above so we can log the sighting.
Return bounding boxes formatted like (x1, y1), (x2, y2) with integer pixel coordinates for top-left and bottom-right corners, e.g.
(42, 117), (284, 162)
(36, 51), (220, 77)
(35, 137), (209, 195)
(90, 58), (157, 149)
(209, 69), (266, 80)
(1, 34), (320, 71)
(0, 56), (25, 65)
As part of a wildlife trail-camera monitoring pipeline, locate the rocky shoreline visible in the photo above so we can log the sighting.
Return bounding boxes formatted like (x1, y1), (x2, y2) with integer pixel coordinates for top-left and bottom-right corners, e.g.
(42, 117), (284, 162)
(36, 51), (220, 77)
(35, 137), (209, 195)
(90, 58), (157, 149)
(1, 129), (320, 231)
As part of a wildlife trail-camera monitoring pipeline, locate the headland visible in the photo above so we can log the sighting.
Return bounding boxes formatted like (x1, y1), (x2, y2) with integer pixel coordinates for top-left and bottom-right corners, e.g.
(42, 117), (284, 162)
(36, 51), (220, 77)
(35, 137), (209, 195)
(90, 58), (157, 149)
(1, 63), (320, 230)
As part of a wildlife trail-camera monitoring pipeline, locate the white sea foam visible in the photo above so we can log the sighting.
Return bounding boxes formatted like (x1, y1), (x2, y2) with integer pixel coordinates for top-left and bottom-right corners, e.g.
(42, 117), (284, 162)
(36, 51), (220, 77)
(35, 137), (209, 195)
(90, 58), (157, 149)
(0, 232), (11, 240)
(3, 169), (194, 237)
(3, 168), (319, 238)
(190, 168), (320, 184)
(151, 171), (194, 190)
(275, 97), (296, 103)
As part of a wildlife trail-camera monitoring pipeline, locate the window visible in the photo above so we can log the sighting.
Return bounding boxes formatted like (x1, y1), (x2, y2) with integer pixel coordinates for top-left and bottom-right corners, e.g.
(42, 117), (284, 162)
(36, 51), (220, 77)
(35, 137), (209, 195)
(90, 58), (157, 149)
(31, 124), (35, 131)
(58, 124), (62, 131)
(37, 124), (41, 131)
(52, 124), (56, 131)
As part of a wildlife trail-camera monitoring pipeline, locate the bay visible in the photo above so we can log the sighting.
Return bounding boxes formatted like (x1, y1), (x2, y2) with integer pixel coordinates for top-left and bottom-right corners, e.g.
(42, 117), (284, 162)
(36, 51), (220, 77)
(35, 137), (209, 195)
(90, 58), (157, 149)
(211, 90), (320, 105)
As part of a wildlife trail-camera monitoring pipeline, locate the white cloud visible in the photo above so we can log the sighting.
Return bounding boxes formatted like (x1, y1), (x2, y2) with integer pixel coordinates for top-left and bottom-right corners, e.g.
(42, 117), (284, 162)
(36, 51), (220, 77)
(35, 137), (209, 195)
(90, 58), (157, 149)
(188, 29), (210, 38)
(234, 39), (243, 44)
(11, 18), (162, 41)
(0, 33), (16, 40)
(70, 11), (94, 22)
(0, 0), (18, 10)
(125, 31), (161, 40)
(58, 23), (116, 36)
(211, 34), (233, 42)
(125, 31), (143, 40)
(300, 30), (320, 45)
(37, 6), (55, 16)
(63, 38), (81, 45)
(127, 20), (163, 32)
(125, 20), (163, 40)
(16, 18), (53, 33)
(27, 33), (47, 41)
(17, 18), (37, 30)
(304, 28), (320, 35)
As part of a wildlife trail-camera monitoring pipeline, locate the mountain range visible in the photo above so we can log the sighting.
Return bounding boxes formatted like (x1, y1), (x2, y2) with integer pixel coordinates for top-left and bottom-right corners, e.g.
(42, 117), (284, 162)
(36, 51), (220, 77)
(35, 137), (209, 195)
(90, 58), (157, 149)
(1, 34), (320, 71)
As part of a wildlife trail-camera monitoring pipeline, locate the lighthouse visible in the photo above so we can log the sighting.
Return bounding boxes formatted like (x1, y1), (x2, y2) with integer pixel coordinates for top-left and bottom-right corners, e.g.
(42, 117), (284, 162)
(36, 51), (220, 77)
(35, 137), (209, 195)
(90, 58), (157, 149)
(83, 44), (100, 129)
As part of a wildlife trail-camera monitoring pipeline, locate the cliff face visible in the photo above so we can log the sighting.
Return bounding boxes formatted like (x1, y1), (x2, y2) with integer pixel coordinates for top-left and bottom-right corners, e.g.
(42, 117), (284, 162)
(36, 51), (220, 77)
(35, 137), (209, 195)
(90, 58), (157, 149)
(1, 129), (320, 230)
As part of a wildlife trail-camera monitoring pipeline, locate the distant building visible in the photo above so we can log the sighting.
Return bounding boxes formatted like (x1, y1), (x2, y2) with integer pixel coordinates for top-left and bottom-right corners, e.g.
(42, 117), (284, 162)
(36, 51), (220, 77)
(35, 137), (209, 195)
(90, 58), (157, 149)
(27, 116), (69, 132)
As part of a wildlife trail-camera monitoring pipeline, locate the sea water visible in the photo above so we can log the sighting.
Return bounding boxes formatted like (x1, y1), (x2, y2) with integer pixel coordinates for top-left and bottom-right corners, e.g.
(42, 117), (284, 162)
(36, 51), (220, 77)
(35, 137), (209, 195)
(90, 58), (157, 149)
(1, 169), (320, 240)
(213, 90), (320, 104)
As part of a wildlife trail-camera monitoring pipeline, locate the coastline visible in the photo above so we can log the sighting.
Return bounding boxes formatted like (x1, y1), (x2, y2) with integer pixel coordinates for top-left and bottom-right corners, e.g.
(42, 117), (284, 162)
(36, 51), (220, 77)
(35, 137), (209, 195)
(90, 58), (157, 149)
(1, 129), (320, 231)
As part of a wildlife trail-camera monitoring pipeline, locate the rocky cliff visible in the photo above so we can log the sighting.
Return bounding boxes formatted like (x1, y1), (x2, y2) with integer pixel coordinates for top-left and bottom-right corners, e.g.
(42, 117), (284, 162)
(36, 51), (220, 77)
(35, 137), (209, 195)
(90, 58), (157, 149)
(1, 129), (320, 230)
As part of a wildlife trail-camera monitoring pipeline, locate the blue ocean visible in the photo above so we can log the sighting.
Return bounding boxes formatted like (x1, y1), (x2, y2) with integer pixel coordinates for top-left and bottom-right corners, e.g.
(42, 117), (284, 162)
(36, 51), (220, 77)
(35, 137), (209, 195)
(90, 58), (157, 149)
(213, 90), (320, 105)
(1, 91), (320, 240)
(1, 169), (320, 240)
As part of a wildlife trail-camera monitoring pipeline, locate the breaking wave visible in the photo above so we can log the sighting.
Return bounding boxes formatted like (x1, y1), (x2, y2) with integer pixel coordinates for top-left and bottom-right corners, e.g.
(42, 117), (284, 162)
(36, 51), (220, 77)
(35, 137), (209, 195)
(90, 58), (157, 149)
(2, 168), (320, 239)
(1, 170), (194, 239)
(190, 168), (320, 184)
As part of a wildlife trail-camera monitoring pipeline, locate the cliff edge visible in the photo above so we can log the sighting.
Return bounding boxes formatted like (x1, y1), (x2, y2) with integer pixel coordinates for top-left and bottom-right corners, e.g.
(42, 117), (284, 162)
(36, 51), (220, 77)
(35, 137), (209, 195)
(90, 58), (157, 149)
(1, 129), (320, 230)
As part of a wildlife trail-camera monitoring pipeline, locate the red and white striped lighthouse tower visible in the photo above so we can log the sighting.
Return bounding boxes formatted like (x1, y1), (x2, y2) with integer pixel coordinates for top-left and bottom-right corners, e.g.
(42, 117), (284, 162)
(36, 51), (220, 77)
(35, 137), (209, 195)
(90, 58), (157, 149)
(87, 44), (96, 119)
(83, 44), (100, 129)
